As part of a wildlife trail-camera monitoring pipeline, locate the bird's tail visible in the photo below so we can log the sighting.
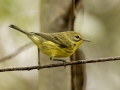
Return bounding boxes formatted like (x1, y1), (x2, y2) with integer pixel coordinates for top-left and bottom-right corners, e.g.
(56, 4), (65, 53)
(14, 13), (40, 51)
(9, 25), (30, 35)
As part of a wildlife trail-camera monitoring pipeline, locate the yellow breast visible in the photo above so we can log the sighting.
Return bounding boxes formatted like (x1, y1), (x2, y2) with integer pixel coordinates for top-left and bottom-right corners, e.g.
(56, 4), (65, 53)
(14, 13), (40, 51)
(38, 41), (74, 58)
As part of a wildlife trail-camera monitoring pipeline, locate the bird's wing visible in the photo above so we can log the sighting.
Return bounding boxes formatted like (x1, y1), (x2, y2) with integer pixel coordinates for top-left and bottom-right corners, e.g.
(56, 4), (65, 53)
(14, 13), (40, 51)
(32, 32), (72, 48)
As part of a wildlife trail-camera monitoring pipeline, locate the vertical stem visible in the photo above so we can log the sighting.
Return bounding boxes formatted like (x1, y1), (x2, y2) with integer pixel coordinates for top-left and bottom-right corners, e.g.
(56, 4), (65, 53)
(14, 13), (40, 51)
(70, 1), (85, 90)
(70, 0), (76, 90)
(70, 54), (76, 90)
(70, 0), (75, 31)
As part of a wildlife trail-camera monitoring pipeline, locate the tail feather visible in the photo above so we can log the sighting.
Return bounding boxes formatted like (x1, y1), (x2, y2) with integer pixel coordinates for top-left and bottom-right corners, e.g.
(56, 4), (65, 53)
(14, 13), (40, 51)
(9, 25), (30, 35)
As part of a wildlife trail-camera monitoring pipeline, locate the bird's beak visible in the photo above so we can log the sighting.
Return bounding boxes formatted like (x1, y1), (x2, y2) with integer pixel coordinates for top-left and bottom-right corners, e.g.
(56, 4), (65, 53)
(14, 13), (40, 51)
(83, 38), (91, 42)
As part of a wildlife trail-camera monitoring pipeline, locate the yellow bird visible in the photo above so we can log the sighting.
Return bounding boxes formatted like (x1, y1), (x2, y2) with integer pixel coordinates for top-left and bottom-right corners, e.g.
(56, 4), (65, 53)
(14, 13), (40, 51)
(9, 25), (90, 64)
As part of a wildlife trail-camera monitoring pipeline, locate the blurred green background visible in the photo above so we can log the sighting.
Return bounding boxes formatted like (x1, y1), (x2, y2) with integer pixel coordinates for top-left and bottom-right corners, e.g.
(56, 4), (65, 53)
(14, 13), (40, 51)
(0, 0), (39, 90)
(0, 0), (120, 90)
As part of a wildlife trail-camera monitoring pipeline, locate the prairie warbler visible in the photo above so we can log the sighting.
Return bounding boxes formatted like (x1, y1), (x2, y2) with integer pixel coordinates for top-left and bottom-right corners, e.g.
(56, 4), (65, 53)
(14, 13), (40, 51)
(9, 25), (90, 64)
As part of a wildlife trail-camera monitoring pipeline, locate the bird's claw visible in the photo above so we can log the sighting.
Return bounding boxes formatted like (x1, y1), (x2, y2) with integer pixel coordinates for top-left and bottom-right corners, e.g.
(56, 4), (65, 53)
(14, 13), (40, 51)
(63, 60), (67, 69)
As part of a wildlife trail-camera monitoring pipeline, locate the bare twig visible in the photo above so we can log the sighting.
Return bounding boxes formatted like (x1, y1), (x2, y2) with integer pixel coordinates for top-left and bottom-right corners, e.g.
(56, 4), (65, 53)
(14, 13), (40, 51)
(0, 56), (120, 72)
(0, 42), (33, 62)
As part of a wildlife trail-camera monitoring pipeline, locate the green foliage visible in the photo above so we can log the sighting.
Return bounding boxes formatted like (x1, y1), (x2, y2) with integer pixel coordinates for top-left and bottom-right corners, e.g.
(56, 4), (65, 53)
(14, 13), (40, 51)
(0, 0), (18, 20)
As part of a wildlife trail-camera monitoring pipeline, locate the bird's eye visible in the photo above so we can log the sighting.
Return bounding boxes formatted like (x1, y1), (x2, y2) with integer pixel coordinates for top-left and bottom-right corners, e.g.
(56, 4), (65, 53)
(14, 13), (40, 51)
(75, 35), (80, 39)
(73, 34), (81, 42)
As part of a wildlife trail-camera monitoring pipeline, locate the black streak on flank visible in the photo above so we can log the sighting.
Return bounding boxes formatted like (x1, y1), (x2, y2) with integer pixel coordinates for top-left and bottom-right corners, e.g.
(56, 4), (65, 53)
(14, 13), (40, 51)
(59, 44), (68, 48)
(73, 44), (76, 47)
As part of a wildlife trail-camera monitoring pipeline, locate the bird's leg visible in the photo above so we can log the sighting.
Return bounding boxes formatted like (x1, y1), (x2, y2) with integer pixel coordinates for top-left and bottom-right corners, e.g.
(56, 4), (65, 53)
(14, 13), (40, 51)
(38, 48), (41, 70)
(50, 57), (67, 68)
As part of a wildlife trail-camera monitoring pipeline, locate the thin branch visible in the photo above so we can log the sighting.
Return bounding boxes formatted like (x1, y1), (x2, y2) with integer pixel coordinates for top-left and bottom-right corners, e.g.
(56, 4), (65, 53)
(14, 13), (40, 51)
(0, 56), (120, 72)
(0, 42), (33, 62)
